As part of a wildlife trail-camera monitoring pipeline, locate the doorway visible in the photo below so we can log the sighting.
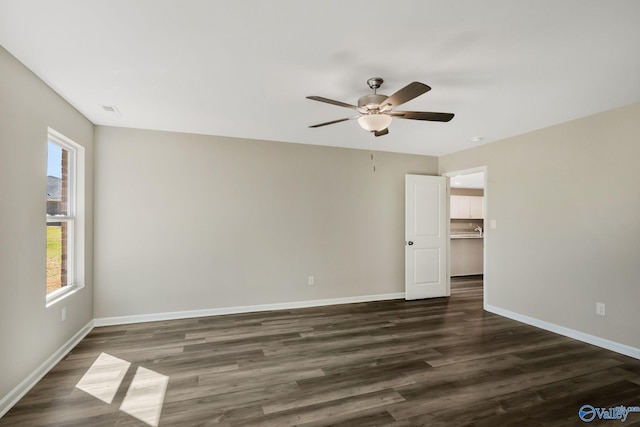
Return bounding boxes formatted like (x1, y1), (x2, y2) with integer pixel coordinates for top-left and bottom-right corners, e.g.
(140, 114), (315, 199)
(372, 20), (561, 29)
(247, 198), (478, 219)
(444, 167), (488, 305)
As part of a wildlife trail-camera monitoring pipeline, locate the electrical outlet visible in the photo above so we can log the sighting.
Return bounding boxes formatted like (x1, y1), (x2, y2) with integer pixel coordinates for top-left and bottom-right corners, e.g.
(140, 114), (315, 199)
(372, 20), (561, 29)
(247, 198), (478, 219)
(307, 275), (315, 286)
(61, 306), (67, 322)
(596, 302), (605, 316)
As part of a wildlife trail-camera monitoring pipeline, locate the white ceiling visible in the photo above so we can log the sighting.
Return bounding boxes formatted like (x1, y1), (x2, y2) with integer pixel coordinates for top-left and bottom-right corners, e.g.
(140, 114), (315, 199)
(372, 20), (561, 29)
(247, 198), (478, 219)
(1, 0), (639, 156)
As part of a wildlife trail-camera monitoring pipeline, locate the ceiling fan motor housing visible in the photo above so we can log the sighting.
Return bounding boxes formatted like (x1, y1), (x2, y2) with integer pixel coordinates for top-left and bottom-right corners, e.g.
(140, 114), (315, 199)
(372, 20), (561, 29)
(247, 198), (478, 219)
(358, 94), (388, 112)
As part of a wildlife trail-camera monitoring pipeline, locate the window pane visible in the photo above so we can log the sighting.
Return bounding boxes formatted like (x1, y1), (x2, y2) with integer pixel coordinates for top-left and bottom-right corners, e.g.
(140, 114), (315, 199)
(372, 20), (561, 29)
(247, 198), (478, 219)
(46, 130), (79, 301)
(46, 222), (68, 294)
(47, 142), (69, 216)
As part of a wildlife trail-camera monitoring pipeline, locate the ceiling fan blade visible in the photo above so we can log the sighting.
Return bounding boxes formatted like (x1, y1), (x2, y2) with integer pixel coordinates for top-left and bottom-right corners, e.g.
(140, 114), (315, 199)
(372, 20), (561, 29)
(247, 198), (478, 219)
(390, 111), (454, 122)
(380, 82), (431, 110)
(374, 128), (389, 137)
(309, 117), (356, 128)
(306, 96), (360, 110)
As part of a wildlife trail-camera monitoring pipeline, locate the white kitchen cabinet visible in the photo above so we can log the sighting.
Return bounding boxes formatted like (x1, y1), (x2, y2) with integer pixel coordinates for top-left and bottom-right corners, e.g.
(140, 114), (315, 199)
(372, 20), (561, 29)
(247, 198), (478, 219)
(450, 196), (469, 219)
(469, 196), (484, 219)
(450, 195), (484, 219)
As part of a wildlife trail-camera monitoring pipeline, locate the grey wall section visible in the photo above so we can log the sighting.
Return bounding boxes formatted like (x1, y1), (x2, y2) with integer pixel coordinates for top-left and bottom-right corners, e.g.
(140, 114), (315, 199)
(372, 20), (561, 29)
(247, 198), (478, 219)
(0, 47), (94, 399)
(93, 126), (437, 318)
(439, 102), (640, 349)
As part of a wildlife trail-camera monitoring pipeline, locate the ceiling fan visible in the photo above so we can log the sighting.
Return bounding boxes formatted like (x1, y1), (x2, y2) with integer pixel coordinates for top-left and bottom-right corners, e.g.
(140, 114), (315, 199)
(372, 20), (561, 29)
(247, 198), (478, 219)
(306, 77), (454, 137)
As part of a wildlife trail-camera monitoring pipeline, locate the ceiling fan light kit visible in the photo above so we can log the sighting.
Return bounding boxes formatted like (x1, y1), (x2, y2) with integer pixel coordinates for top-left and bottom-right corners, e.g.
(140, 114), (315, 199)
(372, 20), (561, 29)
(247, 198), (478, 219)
(358, 114), (392, 132)
(307, 77), (454, 137)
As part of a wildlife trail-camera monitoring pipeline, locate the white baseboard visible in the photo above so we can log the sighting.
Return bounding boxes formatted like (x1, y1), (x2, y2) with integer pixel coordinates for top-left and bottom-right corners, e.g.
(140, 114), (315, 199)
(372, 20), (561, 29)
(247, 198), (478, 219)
(94, 292), (406, 327)
(0, 320), (94, 418)
(485, 304), (640, 360)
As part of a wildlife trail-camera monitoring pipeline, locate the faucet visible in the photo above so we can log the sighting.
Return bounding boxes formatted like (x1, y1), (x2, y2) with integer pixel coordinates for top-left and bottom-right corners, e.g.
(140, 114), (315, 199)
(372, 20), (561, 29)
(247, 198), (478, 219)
(474, 226), (483, 236)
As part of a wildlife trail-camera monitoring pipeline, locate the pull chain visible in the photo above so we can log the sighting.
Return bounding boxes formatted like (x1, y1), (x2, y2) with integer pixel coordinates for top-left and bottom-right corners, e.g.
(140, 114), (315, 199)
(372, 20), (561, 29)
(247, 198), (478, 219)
(370, 140), (376, 173)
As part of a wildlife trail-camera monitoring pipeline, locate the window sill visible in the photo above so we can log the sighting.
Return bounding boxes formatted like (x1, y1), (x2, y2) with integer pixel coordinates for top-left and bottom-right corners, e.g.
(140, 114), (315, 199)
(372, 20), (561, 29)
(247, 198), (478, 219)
(46, 283), (83, 308)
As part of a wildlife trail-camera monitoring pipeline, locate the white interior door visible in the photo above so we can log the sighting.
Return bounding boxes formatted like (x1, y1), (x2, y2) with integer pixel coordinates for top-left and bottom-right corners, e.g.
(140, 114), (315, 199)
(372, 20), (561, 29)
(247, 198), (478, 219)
(405, 174), (449, 300)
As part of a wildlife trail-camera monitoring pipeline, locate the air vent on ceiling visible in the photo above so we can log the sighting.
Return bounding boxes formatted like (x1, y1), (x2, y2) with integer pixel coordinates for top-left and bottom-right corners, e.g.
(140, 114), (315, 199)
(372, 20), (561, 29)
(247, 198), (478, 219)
(102, 105), (123, 117)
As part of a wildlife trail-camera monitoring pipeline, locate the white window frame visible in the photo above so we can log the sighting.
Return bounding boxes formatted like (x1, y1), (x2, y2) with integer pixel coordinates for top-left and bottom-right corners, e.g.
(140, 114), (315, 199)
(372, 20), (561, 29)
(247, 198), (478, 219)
(46, 128), (85, 306)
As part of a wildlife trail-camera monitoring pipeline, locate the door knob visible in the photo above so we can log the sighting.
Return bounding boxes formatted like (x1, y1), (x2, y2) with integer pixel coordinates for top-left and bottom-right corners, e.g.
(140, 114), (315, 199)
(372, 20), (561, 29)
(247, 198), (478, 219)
(407, 241), (414, 246)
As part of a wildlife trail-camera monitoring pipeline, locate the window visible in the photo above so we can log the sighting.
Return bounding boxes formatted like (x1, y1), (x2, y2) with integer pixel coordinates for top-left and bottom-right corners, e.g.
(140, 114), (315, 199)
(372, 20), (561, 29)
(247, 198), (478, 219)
(46, 129), (84, 303)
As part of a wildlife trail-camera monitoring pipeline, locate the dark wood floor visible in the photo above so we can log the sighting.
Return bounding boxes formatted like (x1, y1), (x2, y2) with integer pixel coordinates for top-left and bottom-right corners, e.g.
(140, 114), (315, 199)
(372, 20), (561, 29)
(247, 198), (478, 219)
(3, 277), (640, 426)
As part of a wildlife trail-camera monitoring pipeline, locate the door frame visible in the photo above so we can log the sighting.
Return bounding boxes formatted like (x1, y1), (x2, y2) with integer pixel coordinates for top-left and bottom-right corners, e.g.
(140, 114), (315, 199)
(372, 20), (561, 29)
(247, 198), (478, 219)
(443, 166), (488, 306)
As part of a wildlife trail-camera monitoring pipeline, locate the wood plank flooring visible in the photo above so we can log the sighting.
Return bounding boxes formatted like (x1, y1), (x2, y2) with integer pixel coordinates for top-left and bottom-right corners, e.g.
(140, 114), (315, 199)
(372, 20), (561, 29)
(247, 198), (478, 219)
(3, 277), (640, 426)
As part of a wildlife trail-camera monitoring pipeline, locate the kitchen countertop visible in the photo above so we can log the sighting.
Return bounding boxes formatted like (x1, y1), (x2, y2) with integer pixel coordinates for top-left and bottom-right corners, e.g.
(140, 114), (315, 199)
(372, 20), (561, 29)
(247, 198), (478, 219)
(451, 234), (484, 239)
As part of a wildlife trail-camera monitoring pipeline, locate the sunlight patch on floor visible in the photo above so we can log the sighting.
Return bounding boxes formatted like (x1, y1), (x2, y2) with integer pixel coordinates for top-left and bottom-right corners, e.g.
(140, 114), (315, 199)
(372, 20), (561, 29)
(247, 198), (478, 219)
(119, 366), (169, 427)
(75, 352), (130, 404)
(75, 352), (168, 426)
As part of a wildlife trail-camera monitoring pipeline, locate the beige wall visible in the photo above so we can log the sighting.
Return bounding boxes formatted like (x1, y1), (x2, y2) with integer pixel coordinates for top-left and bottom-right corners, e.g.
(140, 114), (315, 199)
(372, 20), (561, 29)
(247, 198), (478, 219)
(440, 102), (640, 348)
(0, 46), (94, 400)
(93, 126), (438, 318)
(3, 36), (638, 411)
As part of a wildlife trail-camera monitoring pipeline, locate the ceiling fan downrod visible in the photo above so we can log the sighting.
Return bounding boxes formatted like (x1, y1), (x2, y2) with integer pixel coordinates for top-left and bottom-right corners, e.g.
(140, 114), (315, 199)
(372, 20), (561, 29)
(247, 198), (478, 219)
(359, 77), (388, 112)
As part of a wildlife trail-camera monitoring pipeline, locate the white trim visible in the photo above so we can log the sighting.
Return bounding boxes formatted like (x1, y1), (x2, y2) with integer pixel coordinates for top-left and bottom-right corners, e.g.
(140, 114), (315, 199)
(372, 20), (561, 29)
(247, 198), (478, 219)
(443, 166), (488, 304)
(46, 215), (75, 221)
(0, 320), (94, 418)
(94, 292), (406, 327)
(46, 128), (85, 306)
(45, 282), (83, 308)
(485, 304), (640, 360)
